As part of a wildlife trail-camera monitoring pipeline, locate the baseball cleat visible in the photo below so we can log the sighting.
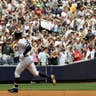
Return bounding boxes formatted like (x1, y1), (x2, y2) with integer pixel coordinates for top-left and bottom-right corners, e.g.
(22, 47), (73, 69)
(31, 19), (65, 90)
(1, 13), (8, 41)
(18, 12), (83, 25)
(51, 74), (56, 86)
(8, 87), (18, 93)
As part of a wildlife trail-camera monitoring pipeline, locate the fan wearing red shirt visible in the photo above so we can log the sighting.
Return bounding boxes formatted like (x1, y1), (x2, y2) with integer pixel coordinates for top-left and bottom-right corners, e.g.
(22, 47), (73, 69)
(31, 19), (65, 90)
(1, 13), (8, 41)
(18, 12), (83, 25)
(73, 48), (82, 62)
(35, 6), (44, 15)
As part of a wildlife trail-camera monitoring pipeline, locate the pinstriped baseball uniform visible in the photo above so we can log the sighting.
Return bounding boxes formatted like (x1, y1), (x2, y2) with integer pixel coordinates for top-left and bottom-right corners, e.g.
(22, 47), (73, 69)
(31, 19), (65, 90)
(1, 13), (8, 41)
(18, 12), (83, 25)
(15, 38), (39, 78)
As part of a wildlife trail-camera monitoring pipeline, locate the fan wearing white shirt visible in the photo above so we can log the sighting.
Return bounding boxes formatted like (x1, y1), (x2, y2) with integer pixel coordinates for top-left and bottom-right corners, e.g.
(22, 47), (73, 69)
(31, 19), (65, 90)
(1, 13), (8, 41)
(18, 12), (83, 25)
(85, 45), (95, 60)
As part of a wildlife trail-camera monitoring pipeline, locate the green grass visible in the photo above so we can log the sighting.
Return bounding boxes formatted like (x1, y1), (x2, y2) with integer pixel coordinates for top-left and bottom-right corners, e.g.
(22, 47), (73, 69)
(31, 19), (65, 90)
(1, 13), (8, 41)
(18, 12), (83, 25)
(1, 83), (96, 91)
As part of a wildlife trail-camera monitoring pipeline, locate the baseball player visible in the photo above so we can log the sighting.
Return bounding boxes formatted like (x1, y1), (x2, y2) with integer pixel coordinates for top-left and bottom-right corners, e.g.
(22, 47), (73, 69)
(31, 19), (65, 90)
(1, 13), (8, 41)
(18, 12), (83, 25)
(8, 31), (56, 93)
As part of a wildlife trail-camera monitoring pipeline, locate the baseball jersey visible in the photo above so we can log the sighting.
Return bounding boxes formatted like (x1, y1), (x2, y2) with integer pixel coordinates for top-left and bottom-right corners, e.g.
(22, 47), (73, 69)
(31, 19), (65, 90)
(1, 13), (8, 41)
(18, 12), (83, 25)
(18, 38), (27, 55)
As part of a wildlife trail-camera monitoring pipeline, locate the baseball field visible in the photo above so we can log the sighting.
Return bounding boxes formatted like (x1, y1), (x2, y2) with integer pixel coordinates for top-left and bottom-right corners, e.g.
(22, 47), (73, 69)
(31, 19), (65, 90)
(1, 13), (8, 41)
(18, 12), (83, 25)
(1, 83), (96, 96)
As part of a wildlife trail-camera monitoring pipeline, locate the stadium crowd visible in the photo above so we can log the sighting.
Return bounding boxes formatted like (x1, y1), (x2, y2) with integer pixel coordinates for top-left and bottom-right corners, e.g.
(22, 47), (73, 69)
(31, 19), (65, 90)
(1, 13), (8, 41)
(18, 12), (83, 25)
(0, 0), (96, 66)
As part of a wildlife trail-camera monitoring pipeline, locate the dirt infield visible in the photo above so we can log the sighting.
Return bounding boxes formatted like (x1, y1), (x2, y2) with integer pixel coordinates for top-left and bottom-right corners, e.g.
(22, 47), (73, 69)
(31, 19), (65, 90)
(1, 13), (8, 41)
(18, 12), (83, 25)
(0, 90), (96, 96)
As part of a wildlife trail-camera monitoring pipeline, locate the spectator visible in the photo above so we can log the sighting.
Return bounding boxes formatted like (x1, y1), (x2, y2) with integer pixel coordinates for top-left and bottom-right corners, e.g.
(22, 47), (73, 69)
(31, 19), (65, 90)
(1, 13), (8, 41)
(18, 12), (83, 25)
(85, 29), (95, 42)
(85, 44), (95, 60)
(2, 37), (14, 64)
(73, 48), (83, 62)
(0, 0), (95, 65)
(38, 47), (49, 66)
(72, 37), (83, 53)
(66, 46), (74, 64)
(58, 48), (68, 66)
(33, 49), (39, 65)
(49, 48), (59, 65)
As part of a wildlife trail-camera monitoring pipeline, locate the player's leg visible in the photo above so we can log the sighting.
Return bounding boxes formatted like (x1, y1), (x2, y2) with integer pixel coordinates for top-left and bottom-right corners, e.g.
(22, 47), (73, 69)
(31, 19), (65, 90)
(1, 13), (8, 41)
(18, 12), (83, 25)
(8, 62), (27, 93)
(27, 62), (56, 85)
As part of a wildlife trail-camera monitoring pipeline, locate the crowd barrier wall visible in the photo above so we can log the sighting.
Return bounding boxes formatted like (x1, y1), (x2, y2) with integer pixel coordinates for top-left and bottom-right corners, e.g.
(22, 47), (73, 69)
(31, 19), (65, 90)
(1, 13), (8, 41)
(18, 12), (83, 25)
(0, 59), (96, 82)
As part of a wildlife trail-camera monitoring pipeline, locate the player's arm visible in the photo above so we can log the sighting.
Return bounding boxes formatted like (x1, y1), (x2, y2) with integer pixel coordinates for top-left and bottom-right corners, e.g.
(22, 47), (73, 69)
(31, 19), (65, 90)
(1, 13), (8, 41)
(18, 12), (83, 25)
(19, 43), (32, 59)
(23, 43), (32, 57)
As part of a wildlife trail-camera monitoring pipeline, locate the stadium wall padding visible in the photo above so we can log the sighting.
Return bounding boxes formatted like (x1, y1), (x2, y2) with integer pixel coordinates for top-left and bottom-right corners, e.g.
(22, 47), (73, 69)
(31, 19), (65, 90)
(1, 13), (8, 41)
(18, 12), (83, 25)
(0, 59), (96, 82)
